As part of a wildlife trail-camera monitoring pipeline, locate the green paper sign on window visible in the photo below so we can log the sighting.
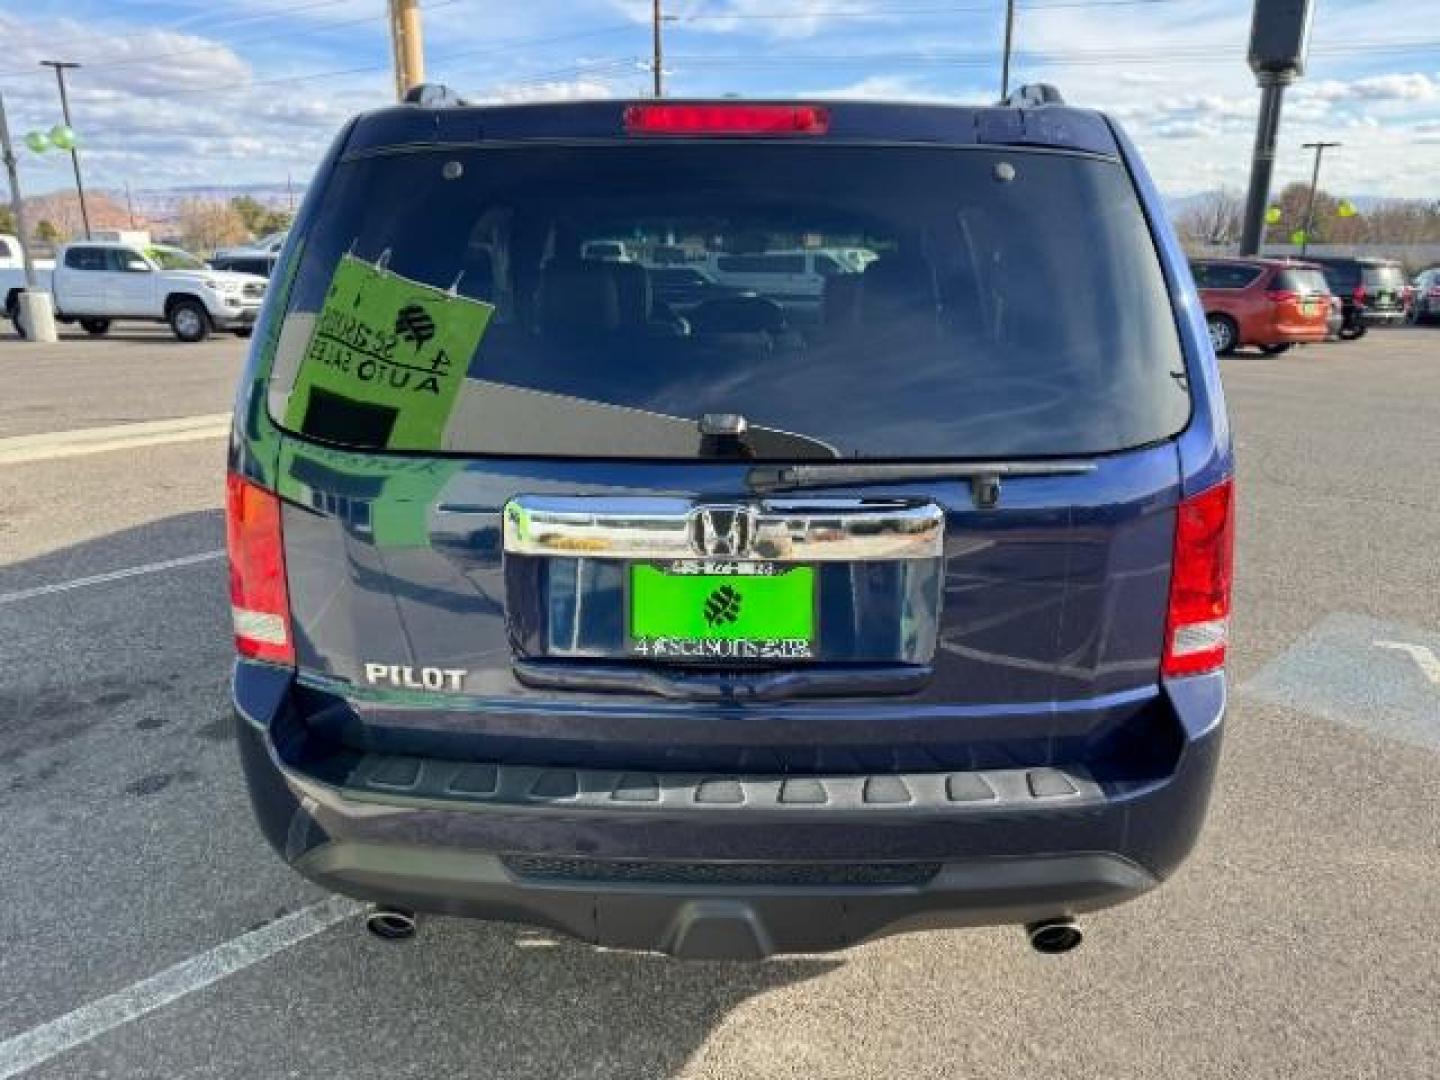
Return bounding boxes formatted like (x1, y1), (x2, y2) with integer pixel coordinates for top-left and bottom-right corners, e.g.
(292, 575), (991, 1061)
(284, 254), (494, 451)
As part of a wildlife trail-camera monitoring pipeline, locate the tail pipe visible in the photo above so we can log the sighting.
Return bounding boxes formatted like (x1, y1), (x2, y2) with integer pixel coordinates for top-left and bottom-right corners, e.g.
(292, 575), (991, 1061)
(1025, 917), (1083, 954)
(365, 906), (417, 941)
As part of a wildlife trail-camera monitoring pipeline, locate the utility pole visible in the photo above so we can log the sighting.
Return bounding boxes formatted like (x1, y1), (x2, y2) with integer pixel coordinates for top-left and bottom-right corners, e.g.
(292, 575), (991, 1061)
(0, 91), (58, 342)
(1298, 140), (1339, 255)
(652, 0), (665, 97)
(39, 60), (90, 239)
(1000, 0), (1016, 100)
(124, 181), (136, 229)
(388, 0), (426, 102)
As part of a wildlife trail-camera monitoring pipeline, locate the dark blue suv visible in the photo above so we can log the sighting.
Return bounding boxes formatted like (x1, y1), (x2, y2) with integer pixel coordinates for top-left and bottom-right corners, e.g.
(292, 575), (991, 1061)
(227, 92), (1232, 959)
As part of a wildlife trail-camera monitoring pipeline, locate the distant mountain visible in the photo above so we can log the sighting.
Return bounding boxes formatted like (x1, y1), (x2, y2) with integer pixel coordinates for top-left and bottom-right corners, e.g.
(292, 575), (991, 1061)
(18, 191), (155, 238)
(123, 183), (304, 225)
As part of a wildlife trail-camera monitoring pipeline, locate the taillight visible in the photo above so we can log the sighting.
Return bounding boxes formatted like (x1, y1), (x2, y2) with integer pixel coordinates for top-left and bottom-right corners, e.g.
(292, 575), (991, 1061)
(1353, 284), (1366, 305)
(623, 103), (830, 136)
(1163, 478), (1235, 678)
(1264, 289), (1298, 303)
(226, 470), (294, 666)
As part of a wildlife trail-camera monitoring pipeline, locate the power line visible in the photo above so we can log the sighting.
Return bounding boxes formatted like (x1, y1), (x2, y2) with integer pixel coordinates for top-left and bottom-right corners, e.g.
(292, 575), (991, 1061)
(2, 0), (363, 56)
(668, 37), (1440, 68)
(0, 2), (461, 80)
(680, 0), (1189, 19)
(2, 24), (643, 102)
(153, 27), (644, 101)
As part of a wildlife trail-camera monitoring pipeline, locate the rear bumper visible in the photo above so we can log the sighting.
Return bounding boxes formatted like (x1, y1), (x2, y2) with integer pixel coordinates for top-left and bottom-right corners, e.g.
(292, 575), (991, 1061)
(234, 662), (1224, 957)
(1263, 314), (1328, 344)
(1360, 309), (1406, 327)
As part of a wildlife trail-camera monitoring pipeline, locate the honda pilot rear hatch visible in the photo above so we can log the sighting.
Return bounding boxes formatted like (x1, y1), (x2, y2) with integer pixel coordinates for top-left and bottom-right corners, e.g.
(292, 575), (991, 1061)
(253, 101), (1194, 774)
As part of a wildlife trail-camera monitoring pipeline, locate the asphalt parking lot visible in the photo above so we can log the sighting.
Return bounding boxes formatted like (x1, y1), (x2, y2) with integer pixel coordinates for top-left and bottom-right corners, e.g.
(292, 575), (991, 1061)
(0, 324), (1437, 1078)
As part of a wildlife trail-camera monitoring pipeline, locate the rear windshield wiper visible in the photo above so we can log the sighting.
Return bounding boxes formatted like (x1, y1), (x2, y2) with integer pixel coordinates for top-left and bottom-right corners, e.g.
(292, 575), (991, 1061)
(747, 460), (1097, 508)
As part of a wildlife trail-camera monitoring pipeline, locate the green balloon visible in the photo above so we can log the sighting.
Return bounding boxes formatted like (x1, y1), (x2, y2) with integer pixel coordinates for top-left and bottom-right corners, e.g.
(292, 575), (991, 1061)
(1290, 229), (1307, 246)
(1337, 200), (1357, 219)
(48, 124), (77, 151)
(1264, 206), (1282, 225)
(24, 130), (50, 153)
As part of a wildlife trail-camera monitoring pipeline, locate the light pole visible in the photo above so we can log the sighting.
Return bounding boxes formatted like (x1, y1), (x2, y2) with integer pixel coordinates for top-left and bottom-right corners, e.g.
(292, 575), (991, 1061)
(39, 60), (89, 239)
(1299, 140), (1340, 255)
(1238, 0), (1315, 256)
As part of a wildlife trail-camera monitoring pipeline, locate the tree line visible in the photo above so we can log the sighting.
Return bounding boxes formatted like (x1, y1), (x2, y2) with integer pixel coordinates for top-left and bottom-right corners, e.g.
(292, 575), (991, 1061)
(0, 194), (292, 254)
(1174, 183), (1440, 251)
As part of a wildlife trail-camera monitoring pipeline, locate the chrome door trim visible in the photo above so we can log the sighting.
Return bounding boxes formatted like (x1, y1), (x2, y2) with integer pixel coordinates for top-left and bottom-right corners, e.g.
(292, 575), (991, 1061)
(501, 497), (944, 561)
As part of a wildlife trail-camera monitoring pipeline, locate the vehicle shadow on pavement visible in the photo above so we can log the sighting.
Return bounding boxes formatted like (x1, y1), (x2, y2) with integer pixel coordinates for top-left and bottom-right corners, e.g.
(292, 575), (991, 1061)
(255, 915), (843, 1080)
(0, 508), (222, 587)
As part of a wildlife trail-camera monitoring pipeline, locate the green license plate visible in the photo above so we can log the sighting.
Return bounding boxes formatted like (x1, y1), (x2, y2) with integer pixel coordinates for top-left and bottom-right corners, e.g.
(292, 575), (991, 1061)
(628, 562), (817, 661)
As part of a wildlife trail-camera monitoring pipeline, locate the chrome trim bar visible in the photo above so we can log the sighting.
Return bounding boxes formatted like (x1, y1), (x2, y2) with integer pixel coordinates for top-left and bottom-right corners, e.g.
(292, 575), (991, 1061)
(502, 497), (944, 561)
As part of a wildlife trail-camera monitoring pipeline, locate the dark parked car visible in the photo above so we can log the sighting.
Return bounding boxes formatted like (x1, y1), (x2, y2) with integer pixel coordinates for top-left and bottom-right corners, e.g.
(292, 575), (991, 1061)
(1409, 268), (1440, 324)
(648, 264), (740, 310)
(209, 252), (278, 278)
(227, 91), (1231, 959)
(1304, 256), (1407, 338)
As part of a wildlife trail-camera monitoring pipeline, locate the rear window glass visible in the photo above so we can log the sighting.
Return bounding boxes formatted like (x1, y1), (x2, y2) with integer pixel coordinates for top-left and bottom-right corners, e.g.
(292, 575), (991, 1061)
(1274, 268), (1330, 294)
(1193, 262), (1261, 289)
(267, 143), (1189, 460)
(1316, 262), (1360, 289)
(1362, 263), (1404, 288)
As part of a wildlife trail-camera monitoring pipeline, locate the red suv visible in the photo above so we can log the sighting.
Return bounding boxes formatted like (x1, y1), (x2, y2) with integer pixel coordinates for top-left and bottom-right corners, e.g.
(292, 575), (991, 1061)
(1191, 258), (1331, 355)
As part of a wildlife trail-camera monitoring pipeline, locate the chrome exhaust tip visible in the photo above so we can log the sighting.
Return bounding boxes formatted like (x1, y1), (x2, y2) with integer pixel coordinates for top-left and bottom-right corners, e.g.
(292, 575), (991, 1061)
(365, 907), (417, 941)
(1026, 917), (1083, 954)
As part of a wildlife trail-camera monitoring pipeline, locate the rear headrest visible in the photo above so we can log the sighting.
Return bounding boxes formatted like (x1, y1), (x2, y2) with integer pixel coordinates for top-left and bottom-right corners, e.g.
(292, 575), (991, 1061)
(606, 261), (653, 328)
(860, 256), (938, 321)
(539, 259), (620, 335)
(823, 272), (864, 329)
(457, 246), (496, 304)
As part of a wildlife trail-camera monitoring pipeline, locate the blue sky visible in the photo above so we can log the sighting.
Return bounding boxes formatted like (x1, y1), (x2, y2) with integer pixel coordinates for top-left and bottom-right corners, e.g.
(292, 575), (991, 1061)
(1, 0), (1437, 198)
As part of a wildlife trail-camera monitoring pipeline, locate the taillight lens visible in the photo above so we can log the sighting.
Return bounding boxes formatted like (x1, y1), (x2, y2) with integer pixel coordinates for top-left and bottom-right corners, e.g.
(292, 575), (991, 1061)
(226, 471), (294, 666)
(1163, 479), (1235, 678)
(1264, 289), (1298, 303)
(1353, 284), (1366, 304)
(624, 103), (830, 136)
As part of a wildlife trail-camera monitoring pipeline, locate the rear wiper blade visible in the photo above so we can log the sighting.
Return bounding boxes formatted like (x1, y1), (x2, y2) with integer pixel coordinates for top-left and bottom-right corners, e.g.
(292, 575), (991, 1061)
(747, 460), (1097, 508)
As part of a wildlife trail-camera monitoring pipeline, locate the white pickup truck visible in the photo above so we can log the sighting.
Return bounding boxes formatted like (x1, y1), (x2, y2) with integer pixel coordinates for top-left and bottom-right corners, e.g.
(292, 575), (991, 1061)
(2, 236), (267, 342)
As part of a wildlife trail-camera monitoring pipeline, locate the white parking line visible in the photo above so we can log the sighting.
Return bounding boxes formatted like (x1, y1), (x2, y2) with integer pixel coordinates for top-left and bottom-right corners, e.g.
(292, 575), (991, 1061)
(0, 550), (225, 606)
(0, 897), (363, 1080)
(1374, 640), (1440, 686)
(0, 414), (231, 467)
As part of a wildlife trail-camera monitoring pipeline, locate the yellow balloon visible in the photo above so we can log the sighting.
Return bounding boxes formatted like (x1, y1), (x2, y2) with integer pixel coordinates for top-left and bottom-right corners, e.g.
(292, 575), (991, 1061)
(1265, 206), (1282, 224)
(1337, 200), (1357, 219)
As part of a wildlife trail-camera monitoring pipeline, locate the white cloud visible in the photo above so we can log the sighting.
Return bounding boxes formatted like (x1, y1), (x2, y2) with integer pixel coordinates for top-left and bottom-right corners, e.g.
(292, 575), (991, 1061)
(482, 77), (622, 104)
(1306, 73), (1440, 104)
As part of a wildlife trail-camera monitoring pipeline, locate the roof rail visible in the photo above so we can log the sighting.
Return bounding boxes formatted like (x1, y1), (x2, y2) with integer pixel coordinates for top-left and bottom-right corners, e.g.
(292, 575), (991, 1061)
(403, 83), (468, 107)
(1000, 83), (1065, 108)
